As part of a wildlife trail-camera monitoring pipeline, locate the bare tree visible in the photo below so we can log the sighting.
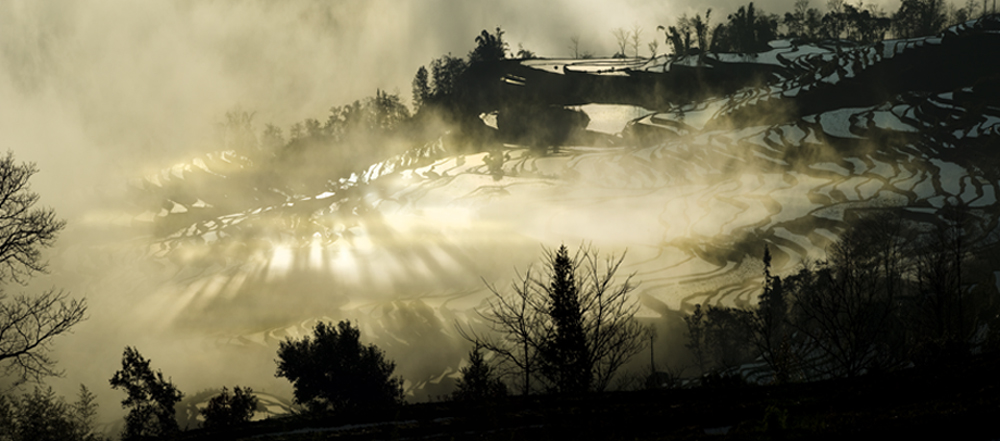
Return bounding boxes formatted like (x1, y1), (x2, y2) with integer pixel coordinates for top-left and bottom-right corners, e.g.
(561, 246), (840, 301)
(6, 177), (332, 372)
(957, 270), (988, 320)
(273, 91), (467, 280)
(578, 248), (649, 391)
(463, 267), (545, 395)
(648, 39), (660, 58)
(569, 36), (581, 58)
(629, 24), (643, 57)
(791, 214), (911, 378)
(0, 152), (65, 284)
(611, 28), (629, 56)
(0, 151), (85, 384)
(463, 244), (649, 394)
(912, 203), (981, 360)
(0, 291), (86, 384)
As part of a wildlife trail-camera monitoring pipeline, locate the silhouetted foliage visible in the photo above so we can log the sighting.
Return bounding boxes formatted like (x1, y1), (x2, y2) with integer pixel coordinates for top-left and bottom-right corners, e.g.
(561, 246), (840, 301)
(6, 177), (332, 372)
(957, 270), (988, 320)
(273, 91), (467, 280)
(0, 385), (105, 441)
(892, 0), (948, 38)
(784, 0), (824, 40)
(109, 346), (183, 440)
(201, 386), (258, 429)
(261, 123), (284, 151)
(219, 109), (260, 156)
(746, 245), (795, 383)
(412, 66), (430, 111)
(908, 203), (997, 363)
(704, 306), (754, 370)
(430, 55), (469, 99)
(712, 3), (779, 54)
(541, 245), (591, 394)
(452, 346), (507, 402)
(687, 207), (1000, 383)
(793, 214), (910, 377)
(515, 43), (536, 60)
(684, 304), (709, 374)
(833, 2), (891, 43)
(469, 27), (508, 65)
(275, 320), (404, 413)
(320, 89), (411, 139)
(467, 244), (648, 394)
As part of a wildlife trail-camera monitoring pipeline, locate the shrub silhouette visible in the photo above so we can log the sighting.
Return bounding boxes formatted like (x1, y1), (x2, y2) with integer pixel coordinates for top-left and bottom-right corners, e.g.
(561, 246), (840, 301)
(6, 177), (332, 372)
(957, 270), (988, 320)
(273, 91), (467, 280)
(275, 320), (403, 412)
(452, 345), (507, 402)
(201, 386), (258, 429)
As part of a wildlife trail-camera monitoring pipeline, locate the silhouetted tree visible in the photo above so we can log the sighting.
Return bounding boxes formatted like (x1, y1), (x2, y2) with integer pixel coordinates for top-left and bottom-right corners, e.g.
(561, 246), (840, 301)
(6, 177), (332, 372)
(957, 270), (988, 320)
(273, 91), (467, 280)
(0, 152), (85, 385)
(322, 90), (410, 137)
(469, 27), (508, 65)
(275, 320), (403, 412)
(612, 28), (629, 57)
(910, 203), (985, 362)
(950, 0), (981, 23)
(569, 36), (581, 58)
(515, 43), (536, 60)
(109, 346), (183, 440)
(261, 123), (284, 152)
(785, 0), (824, 40)
(0, 152), (65, 285)
(220, 109), (259, 156)
(0, 385), (105, 441)
(468, 244), (648, 394)
(705, 306), (754, 370)
(201, 386), (258, 429)
(659, 15), (696, 58)
(892, 0), (948, 38)
(452, 345), (507, 402)
(851, 3), (891, 43)
(790, 214), (910, 378)
(684, 304), (709, 374)
(690, 10), (714, 56)
(712, 3), (779, 54)
(0, 291), (86, 385)
(630, 24), (644, 57)
(370, 89), (411, 131)
(468, 265), (543, 395)
(541, 245), (591, 394)
(412, 66), (430, 112)
(430, 55), (468, 98)
(746, 245), (796, 383)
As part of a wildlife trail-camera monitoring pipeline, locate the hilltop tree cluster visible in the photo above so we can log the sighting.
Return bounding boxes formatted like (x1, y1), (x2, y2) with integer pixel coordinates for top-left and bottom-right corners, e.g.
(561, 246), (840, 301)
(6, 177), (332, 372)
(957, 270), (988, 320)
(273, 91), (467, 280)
(659, 0), (986, 58)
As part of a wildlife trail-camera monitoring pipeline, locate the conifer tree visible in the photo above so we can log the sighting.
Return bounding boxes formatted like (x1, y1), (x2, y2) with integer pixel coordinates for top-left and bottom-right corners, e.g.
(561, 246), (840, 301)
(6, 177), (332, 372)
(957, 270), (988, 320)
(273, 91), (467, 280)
(411, 66), (430, 111)
(453, 346), (507, 401)
(543, 245), (590, 394)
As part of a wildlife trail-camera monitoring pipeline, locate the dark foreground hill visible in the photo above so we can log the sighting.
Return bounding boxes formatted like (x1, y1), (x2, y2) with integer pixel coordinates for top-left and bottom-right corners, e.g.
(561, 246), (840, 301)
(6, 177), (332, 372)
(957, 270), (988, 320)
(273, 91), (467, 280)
(173, 351), (1000, 440)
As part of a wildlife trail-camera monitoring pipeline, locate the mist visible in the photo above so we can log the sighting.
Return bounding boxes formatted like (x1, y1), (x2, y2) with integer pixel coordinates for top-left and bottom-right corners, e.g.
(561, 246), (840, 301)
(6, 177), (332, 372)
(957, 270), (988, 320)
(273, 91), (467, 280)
(0, 0), (942, 428)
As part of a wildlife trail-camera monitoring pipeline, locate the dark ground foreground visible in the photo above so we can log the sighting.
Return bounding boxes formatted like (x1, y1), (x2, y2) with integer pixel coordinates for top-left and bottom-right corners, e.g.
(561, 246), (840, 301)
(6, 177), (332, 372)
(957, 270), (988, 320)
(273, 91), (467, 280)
(173, 352), (1000, 441)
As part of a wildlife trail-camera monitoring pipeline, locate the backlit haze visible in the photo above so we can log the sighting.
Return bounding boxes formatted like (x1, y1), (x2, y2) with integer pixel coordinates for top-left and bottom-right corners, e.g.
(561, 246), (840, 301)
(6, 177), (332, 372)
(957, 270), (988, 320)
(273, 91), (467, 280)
(0, 0), (939, 423)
